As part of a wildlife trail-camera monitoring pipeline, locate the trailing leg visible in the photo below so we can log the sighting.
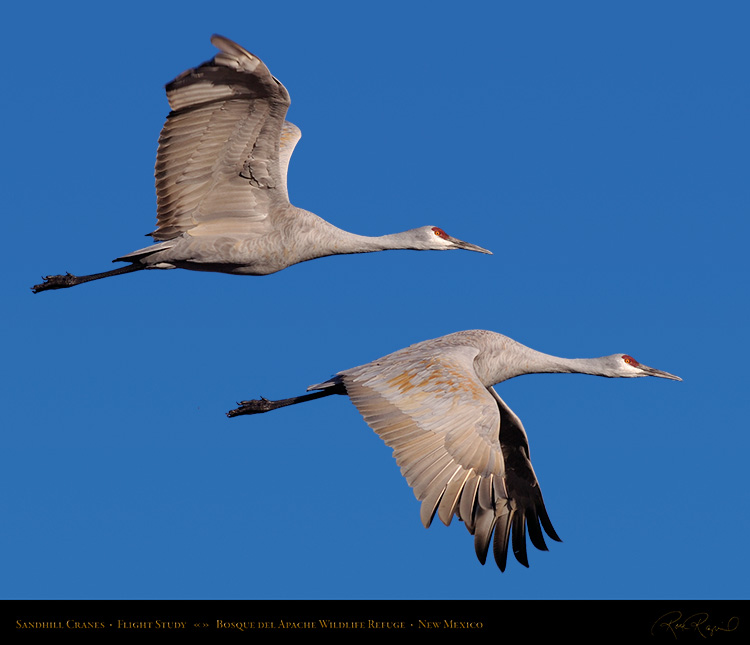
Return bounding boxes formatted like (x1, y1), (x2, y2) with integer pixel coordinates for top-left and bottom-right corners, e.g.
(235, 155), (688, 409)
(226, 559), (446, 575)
(227, 383), (346, 418)
(32, 263), (144, 293)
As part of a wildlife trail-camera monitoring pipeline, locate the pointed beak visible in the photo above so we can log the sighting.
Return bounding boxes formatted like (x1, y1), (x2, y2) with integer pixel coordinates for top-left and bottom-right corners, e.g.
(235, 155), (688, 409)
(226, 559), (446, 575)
(449, 237), (493, 254)
(641, 365), (682, 381)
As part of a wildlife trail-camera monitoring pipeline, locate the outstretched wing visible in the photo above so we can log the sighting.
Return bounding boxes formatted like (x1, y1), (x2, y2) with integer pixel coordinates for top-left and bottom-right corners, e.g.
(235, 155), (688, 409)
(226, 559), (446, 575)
(337, 345), (560, 571)
(153, 35), (295, 241)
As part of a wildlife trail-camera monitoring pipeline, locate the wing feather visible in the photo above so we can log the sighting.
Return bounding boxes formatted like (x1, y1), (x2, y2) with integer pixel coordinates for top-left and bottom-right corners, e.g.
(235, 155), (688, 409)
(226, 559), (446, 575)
(459, 473), (481, 533)
(419, 484), (446, 528)
(511, 509), (529, 567)
(473, 508), (497, 565)
(437, 468), (473, 526)
(411, 454), (457, 501)
(492, 509), (514, 571)
(525, 506), (549, 552)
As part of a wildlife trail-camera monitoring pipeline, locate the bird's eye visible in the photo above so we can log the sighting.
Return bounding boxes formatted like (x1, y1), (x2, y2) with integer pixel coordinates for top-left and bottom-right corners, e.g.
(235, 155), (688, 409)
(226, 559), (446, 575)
(623, 355), (640, 366)
(432, 227), (449, 239)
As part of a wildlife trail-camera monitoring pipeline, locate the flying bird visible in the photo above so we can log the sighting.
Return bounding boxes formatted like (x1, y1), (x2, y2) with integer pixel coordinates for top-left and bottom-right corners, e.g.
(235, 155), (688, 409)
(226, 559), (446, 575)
(32, 35), (490, 294)
(227, 329), (681, 571)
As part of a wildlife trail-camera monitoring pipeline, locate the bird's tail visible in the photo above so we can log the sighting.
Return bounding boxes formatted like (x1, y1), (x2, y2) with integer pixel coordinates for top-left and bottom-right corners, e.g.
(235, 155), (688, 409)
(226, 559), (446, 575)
(306, 375), (345, 392)
(114, 239), (177, 263)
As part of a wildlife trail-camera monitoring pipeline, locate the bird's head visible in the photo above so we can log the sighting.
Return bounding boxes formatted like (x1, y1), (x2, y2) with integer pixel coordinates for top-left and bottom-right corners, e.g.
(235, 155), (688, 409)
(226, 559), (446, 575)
(606, 354), (682, 380)
(413, 226), (493, 254)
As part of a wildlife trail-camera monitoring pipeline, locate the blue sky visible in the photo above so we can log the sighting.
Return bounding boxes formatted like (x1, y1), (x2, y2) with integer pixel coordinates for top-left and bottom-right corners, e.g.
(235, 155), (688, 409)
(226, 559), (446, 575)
(3, 1), (748, 601)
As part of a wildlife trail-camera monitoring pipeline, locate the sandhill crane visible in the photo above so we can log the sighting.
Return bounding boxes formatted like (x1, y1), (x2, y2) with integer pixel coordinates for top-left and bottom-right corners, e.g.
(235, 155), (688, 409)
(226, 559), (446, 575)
(32, 35), (490, 294)
(227, 329), (681, 571)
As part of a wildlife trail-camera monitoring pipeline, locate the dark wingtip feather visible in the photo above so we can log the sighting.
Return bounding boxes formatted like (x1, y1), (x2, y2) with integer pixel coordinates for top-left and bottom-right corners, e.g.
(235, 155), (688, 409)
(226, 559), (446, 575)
(492, 510), (513, 572)
(474, 535), (488, 565)
(538, 504), (562, 543)
(473, 511), (497, 565)
(511, 511), (529, 568)
(526, 507), (549, 552)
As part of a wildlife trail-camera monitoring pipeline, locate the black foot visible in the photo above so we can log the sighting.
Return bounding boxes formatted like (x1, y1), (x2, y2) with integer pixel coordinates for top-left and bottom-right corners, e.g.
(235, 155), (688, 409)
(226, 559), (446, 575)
(226, 397), (274, 418)
(31, 273), (79, 293)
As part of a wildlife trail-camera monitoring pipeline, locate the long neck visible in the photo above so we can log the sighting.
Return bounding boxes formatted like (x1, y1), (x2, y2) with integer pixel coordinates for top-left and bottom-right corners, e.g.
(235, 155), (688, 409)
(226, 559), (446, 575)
(287, 211), (423, 260)
(355, 231), (425, 252)
(475, 334), (615, 384)
(315, 230), (422, 255)
(516, 352), (612, 377)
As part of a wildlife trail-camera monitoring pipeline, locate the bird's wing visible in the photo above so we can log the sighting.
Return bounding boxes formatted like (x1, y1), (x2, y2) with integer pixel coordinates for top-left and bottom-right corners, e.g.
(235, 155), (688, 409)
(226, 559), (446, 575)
(485, 387), (561, 570)
(152, 35), (295, 242)
(340, 345), (560, 570)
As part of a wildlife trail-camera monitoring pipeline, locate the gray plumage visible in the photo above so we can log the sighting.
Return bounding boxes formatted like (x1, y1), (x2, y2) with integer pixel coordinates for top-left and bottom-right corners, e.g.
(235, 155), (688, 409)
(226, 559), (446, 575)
(228, 329), (681, 571)
(32, 35), (490, 293)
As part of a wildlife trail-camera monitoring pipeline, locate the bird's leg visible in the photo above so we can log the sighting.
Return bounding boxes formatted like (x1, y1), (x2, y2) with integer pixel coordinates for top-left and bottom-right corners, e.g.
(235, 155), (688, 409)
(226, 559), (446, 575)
(227, 385), (345, 418)
(31, 264), (143, 293)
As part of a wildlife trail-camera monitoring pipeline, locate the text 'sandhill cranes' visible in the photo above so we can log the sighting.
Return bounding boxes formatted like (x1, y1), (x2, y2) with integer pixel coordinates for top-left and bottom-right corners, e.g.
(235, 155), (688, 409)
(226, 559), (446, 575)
(228, 330), (681, 571)
(32, 35), (490, 293)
